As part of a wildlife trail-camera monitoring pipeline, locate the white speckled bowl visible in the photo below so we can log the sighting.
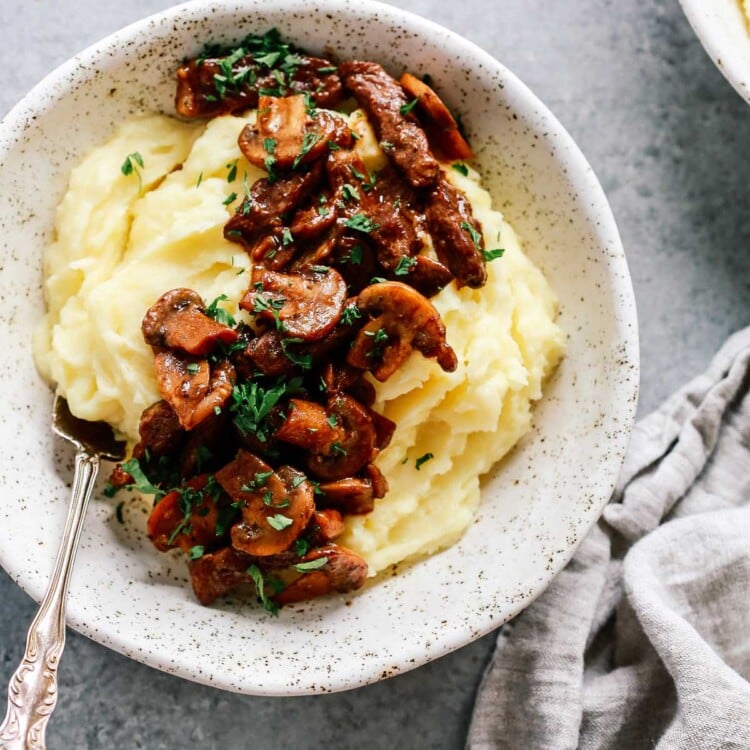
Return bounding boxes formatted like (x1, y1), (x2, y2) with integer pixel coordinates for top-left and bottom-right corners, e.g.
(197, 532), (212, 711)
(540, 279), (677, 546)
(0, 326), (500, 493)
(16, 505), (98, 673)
(0, 0), (638, 694)
(680, 0), (750, 104)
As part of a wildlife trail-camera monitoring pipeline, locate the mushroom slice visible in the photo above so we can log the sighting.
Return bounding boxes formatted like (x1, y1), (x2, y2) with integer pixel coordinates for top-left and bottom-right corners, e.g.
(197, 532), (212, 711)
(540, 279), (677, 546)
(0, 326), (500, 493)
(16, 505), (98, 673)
(274, 398), (344, 453)
(147, 475), (222, 553)
(346, 281), (457, 381)
(306, 509), (346, 546)
(142, 288), (238, 356)
(274, 544), (369, 606)
(406, 255), (454, 298)
(154, 353), (235, 431)
(238, 95), (352, 172)
(317, 477), (375, 515)
(188, 546), (254, 606)
(399, 72), (474, 160)
(215, 451), (314, 557)
(241, 265), (347, 342)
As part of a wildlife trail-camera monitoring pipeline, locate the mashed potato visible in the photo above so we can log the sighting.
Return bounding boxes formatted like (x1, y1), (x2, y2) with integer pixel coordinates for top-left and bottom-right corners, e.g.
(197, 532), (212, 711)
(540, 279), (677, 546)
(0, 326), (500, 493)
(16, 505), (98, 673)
(34, 110), (565, 573)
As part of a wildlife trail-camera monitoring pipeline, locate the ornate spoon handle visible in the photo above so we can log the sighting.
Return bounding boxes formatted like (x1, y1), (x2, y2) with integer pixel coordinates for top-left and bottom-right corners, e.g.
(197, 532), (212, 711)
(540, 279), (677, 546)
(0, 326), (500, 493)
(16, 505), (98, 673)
(0, 451), (100, 750)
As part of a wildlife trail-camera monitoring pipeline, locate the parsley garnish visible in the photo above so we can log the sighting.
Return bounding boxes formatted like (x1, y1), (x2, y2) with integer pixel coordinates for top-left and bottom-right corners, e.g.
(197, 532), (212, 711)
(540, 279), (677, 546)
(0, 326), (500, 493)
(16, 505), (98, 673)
(400, 97), (420, 116)
(330, 442), (347, 456)
(295, 538), (311, 557)
(230, 376), (303, 442)
(263, 137), (278, 180)
(340, 305), (361, 326)
(281, 227), (294, 246)
(452, 163), (469, 176)
(394, 256), (417, 276)
(343, 214), (379, 233)
(196, 171), (203, 188)
(188, 545), (205, 560)
(326, 414), (339, 428)
(293, 131), (321, 169)
(341, 184), (360, 202)
(223, 192), (238, 206)
(119, 457), (163, 499)
(415, 453), (434, 470)
(482, 248), (505, 262)
(226, 159), (238, 182)
(186, 363), (201, 374)
(267, 514), (293, 531)
(204, 294), (236, 327)
(317, 65), (337, 74)
(121, 152), (144, 192)
(460, 221), (482, 250)
(280, 338), (313, 369)
(241, 471), (273, 493)
(247, 564), (279, 615)
(294, 557), (328, 572)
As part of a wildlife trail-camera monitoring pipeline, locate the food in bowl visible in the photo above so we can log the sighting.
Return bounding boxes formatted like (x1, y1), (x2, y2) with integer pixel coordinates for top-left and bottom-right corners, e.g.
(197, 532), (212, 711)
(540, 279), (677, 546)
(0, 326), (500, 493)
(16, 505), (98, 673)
(33, 30), (565, 612)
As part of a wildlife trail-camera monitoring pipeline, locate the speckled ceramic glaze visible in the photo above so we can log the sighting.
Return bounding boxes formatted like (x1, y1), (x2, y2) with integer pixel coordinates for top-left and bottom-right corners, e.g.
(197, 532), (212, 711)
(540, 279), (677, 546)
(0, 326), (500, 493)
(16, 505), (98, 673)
(680, 0), (750, 104)
(0, 0), (638, 695)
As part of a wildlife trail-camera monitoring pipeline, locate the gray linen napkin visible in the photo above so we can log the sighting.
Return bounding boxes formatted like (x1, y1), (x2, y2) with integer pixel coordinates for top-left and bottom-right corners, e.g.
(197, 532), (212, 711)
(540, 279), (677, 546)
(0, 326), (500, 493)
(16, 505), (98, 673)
(467, 327), (750, 750)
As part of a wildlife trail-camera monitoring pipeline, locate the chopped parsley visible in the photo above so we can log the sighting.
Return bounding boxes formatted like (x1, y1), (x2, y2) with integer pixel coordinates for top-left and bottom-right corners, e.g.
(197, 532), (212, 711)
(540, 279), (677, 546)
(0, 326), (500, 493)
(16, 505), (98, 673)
(341, 183), (360, 202)
(293, 131), (321, 169)
(482, 248), (505, 262)
(247, 564), (280, 615)
(226, 159), (239, 182)
(263, 137), (278, 179)
(340, 305), (362, 326)
(118, 457), (163, 499)
(281, 227), (294, 246)
(241, 471), (273, 492)
(188, 545), (205, 560)
(222, 192), (238, 206)
(394, 256), (417, 276)
(330, 442), (347, 456)
(267, 513), (293, 531)
(343, 213), (379, 233)
(230, 376), (303, 442)
(293, 557), (328, 572)
(295, 538), (311, 557)
(204, 294), (236, 327)
(280, 338), (313, 369)
(186, 363), (201, 375)
(121, 152), (144, 192)
(399, 97), (420, 116)
(452, 163), (469, 176)
(317, 65), (337, 74)
(415, 452), (434, 470)
(196, 171), (203, 188)
(326, 414), (339, 428)
(460, 220), (483, 250)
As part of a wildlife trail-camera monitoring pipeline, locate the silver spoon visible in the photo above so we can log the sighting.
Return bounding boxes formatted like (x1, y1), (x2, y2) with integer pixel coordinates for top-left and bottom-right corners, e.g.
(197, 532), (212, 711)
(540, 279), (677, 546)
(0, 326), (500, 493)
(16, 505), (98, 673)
(0, 395), (126, 750)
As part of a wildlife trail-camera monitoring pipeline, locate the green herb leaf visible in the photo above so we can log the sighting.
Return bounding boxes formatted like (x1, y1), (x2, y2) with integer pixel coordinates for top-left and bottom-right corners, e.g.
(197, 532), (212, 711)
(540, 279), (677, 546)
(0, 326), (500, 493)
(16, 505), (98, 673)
(188, 545), (205, 560)
(247, 564), (279, 615)
(281, 227), (294, 246)
(482, 248), (505, 262)
(415, 452), (434, 470)
(341, 183), (360, 202)
(280, 338), (313, 369)
(267, 513), (293, 531)
(120, 457), (163, 499)
(230, 376), (303, 442)
(186, 363), (201, 374)
(343, 213), (379, 233)
(204, 294), (237, 327)
(317, 65), (337, 74)
(460, 220), (483, 250)
(295, 538), (311, 557)
(293, 557), (328, 572)
(399, 97), (420, 116)
(452, 163), (469, 176)
(196, 171), (203, 188)
(226, 159), (238, 182)
(222, 191), (238, 206)
(394, 256), (417, 276)
(293, 131), (321, 169)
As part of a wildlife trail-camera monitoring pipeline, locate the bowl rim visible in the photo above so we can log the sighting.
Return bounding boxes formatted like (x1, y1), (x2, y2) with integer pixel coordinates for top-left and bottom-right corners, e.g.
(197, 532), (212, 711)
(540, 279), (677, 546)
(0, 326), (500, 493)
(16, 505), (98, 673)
(679, 0), (750, 104)
(0, 0), (639, 694)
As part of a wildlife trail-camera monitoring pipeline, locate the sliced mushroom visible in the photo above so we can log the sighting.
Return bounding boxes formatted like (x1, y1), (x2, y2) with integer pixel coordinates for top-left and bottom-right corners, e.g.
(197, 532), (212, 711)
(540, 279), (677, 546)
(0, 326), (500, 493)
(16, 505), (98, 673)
(147, 475), (223, 553)
(317, 477), (376, 515)
(154, 353), (235, 431)
(238, 95), (352, 172)
(346, 281), (457, 381)
(188, 546), (254, 606)
(306, 509), (345, 546)
(399, 72), (474, 160)
(425, 175), (487, 289)
(273, 544), (369, 606)
(240, 265), (347, 342)
(307, 395), (378, 480)
(215, 451), (314, 557)
(142, 288), (238, 356)
(274, 398), (344, 453)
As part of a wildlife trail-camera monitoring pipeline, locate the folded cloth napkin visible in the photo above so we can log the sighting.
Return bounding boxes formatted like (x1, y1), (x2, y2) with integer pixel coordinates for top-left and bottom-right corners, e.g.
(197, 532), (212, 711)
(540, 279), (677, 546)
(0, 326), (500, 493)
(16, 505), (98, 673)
(467, 327), (750, 750)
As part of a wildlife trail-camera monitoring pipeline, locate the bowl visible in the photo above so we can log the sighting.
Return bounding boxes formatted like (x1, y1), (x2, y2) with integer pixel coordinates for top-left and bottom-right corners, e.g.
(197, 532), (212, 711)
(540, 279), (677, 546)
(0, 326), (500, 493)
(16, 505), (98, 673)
(680, 0), (750, 104)
(0, 0), (638, 695)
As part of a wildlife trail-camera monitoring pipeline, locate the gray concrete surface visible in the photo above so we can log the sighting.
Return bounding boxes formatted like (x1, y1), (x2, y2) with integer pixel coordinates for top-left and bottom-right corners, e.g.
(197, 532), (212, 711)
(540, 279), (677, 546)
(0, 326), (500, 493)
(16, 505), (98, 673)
(1, 0), (749, 747)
